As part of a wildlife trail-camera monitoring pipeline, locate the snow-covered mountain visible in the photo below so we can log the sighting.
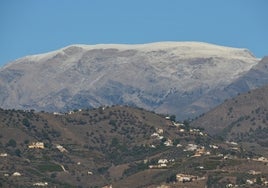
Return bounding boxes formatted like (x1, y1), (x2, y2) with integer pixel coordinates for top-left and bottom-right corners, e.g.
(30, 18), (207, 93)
(0, 42), (261, 120)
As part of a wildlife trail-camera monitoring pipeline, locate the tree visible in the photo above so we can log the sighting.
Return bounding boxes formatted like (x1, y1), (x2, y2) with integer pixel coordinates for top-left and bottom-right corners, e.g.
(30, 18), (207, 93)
(194, 136), (202, 144)
(24, 139), (29, 145)
(166, 174), (177, 183)
(22, 118), (30, 127)
(111, 137), (119, 147)
(256, 176), (262, 185)
(170, 115), (176, 122)
(183, 120), (190, 131)
(50, 173), (57, 178)
(6, 139), (16, 148)
(109, 119), (117, 127)
(173, 138), (180, 145)
(15, 149), (21, 157)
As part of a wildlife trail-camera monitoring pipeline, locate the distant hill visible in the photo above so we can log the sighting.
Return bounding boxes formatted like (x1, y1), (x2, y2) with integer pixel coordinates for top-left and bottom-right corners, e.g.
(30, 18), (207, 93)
(0, 106), (204, 187)
(0, 42), (260, 120)
(191, 83), (268, 156)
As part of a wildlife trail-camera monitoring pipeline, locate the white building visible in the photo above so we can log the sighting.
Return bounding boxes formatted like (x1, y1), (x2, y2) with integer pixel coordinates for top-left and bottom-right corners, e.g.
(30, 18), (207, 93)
(12, 172), (22, 176)
(28, 142), (44, 149)
(158, 159), (168, 164)
(33, 182), (48, 186)
(0, 153), (7, 157)
(56, 144), (68, 152)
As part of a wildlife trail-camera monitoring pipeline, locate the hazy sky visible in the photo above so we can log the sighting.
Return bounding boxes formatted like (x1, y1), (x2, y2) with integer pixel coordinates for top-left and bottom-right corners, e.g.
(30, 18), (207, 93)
(1, 0), (267, 67)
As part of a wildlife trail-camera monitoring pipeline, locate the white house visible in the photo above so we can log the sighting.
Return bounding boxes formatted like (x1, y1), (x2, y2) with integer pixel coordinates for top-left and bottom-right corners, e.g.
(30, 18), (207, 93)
(159, 163), (167, 167)
(164, 139), (173, 146)
(33, 182), (48, 186)
(176, 144), (182, 147)
(253, 156), (268, 162)
(248, 170), (261, 175)
(183, 144), (198, 151)
(0, 153), (7, 157)
(246, 179), (254, 185)
(12, 172), (22, 176)
(102, 185), (112, 188)
(28, 142), (44, 149)
(176, 174), (196, 182)
(209, 145), (219, 149)
(56, 144), (68, 152)
(158, 159), (168, 164)
(151, 133), (159, 137)
(157, 128), (164, 134)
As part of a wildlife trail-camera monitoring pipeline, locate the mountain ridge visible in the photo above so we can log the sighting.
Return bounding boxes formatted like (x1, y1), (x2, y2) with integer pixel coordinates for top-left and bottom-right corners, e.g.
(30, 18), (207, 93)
(2, 42), (257, 70)
(0, 42), (260, 120)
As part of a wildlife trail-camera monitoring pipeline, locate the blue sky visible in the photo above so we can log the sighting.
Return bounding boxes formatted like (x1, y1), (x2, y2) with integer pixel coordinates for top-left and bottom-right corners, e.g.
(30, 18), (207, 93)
(1, 0), (267, 67)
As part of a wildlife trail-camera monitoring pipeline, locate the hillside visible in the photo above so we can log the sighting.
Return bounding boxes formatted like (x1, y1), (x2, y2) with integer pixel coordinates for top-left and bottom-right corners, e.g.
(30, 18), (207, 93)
(1, 106), (268, 187)
(191, 83), (268, 157)
(0, 42), (260, 120)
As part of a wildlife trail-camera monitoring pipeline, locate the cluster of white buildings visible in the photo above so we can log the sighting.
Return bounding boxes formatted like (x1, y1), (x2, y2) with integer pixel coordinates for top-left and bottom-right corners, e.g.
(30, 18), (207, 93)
(151, 128), (164, 140)
(176, 173), (197, 182)
(149, 123), (213, 158)
(149, 158), (175, 169)
(150, 128), (174, 147)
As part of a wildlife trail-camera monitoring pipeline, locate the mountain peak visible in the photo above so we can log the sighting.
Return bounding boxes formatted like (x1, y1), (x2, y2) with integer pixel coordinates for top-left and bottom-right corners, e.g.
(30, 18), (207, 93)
(3, 42), (255, 68)
(0, 42), (260, 120)
(63, 41), (256, 59)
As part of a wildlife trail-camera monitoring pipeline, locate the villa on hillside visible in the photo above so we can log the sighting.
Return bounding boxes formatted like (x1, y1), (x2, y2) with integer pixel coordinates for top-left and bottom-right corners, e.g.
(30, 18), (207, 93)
(0, 153), (7, 157)
(176, 173), (197, 182)
(28, 142), (45, 149)
(56, 144), (68, 152)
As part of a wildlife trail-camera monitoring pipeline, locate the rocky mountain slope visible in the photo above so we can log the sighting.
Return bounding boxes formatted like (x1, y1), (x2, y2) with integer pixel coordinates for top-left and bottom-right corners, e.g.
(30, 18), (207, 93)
(0, 42), (260, 120)
(220, 56), (268, 97)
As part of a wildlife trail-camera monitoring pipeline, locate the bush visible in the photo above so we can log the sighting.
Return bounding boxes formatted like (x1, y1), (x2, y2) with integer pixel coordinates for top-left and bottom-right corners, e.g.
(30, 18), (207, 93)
(170, 115), (176, 122)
